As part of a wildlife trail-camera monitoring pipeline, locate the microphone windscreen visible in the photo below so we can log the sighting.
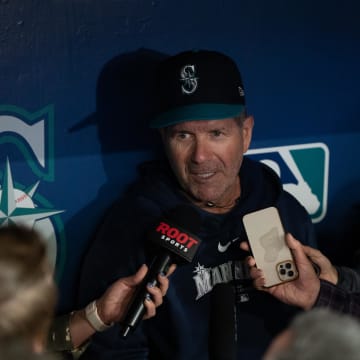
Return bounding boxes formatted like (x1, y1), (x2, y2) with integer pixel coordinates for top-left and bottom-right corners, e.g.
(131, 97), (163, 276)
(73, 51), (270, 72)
(208, 283), (237, 360)
(148, 205), (202, 263)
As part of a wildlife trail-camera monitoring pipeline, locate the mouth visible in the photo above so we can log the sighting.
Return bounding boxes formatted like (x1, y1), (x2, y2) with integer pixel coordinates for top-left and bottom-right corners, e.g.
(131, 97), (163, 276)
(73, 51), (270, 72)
(190, 171), (216, 181)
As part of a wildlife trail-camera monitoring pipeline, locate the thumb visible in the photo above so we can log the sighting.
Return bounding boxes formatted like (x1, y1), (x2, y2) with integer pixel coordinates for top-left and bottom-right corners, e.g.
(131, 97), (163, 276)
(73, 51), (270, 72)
(285, 233), (310, 265)
(124, 264), (148, 287)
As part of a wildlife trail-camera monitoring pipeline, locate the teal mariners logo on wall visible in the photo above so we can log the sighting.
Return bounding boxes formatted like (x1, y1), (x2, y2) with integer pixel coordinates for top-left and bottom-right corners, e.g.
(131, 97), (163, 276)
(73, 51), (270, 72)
(0, 104), (66, 280)
(246, 143), (329, 223)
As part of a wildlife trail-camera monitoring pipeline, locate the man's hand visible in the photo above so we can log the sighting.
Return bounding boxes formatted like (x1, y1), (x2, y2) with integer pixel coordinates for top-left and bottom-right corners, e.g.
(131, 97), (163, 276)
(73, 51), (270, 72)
(302, 245), (338, 285)
(241, 233), (321, 310)
(97, 264), (176, 324)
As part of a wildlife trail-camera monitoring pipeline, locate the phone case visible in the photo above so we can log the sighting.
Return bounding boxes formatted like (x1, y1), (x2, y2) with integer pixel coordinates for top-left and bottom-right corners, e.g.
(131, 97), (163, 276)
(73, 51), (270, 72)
(242, 206), (298, 287)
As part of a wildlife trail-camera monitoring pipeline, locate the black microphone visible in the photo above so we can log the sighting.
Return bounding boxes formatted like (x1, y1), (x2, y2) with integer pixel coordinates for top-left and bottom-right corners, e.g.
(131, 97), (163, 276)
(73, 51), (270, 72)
(208, 283), (237, 360)
(120, 205), (202, 337)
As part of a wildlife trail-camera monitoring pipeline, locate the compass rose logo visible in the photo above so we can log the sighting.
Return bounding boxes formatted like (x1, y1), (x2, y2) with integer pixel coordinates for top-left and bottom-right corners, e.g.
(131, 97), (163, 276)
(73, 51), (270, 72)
(0, 104), (66, 280)
(0, 158), (64, 271)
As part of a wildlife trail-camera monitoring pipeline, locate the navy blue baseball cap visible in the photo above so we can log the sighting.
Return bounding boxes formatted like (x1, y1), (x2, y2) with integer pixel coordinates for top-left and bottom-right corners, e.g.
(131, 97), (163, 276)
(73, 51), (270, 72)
(150, 50), (246, 128)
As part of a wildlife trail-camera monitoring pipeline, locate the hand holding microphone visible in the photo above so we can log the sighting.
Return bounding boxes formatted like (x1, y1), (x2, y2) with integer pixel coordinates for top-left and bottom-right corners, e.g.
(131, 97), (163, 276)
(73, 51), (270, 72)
(120, 205), (202, 337)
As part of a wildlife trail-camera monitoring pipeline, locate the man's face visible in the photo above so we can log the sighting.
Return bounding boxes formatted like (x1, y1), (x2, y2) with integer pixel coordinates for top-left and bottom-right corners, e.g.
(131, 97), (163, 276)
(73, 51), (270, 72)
(161, 116), (254, 205)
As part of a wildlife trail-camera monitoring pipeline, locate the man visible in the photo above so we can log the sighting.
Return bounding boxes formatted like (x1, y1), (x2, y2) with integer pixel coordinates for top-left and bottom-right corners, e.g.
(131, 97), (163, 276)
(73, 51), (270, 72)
(77, 49), (354, 359)
(243, 233), (360, 317)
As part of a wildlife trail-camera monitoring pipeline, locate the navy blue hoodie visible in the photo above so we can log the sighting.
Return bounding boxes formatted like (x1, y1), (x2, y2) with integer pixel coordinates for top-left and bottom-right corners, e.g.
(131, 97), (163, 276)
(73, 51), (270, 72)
(78, 157), (317, 360)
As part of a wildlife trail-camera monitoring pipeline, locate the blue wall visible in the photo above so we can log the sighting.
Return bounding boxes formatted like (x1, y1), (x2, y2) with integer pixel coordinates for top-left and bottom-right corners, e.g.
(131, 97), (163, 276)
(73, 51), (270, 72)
(1, 0), (359, 313)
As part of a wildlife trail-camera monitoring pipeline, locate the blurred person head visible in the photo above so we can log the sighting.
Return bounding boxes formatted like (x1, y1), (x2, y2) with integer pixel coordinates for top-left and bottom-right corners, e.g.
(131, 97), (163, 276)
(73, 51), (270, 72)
(264, 308), (360, 360)
(0, 225), (57, 354)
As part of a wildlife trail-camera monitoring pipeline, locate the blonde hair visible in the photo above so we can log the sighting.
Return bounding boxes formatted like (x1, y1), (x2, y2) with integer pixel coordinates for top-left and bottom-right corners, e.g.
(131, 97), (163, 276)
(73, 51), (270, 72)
(0, 225), (57, 345)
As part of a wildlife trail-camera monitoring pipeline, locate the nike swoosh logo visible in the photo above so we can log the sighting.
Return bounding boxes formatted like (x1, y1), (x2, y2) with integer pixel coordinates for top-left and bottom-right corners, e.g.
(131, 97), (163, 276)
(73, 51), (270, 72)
(217, 237), (240, 253)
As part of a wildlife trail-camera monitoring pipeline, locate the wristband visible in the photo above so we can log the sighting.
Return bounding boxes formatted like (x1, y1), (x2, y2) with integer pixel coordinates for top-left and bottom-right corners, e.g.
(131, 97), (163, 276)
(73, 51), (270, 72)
(85, 300), (114, 332)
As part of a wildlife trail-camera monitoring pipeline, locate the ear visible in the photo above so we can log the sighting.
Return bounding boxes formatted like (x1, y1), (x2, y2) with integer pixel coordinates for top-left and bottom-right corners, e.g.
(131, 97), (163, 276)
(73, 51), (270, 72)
(241, 115), (254, 153)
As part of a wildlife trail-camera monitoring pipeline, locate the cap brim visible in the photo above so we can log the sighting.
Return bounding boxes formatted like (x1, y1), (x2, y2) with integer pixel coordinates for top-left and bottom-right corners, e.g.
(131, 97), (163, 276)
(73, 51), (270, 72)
(150, 103), (245, 128)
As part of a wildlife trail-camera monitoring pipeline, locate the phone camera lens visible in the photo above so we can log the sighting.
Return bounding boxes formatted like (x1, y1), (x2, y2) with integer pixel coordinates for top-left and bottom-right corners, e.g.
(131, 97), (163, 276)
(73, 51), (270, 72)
(288, 271), (294, 277)
(280, 269), (286, 275)
(285, 263), (292, 269)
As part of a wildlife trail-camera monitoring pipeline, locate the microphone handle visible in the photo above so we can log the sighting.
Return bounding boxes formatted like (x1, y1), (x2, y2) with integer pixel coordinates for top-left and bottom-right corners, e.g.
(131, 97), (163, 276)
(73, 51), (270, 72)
(120, 252), (172, 337)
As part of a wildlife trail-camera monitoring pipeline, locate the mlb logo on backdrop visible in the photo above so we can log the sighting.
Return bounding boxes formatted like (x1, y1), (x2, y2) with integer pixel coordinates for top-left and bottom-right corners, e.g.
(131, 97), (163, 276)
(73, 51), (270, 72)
(246, 143), (329, 223)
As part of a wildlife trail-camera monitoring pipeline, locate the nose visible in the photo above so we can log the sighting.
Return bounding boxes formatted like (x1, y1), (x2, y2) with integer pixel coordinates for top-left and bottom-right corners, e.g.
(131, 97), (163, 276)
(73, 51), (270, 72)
(191, 138), (211, 163)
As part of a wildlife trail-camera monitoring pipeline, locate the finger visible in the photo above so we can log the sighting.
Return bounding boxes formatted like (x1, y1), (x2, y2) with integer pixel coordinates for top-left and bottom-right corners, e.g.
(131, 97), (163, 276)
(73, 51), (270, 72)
(166, 264), (177, 277)
(157, 273), (170, 296)
(285, 233), (311, 264)
(143, 296), (156, 319)
(246, 255), (256, 267)
(254, 275), (266, 290)
(302, 244), (323, 257)
(116, 264), (150, 290)
(248, 266), (265, 289)
(250, 265), (263, 276)
(123, 264), (148, 286)
(147, 285), (164, 307)
(302, 246), (328, 271)
(240, 241), (250, 252)
(302, 245), (325, 266)
(286, 234), (318, 278)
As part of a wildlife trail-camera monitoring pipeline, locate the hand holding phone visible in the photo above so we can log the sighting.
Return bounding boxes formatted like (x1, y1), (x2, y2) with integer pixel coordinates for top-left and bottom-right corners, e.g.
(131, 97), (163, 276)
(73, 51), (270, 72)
(242, 207), (298, 287)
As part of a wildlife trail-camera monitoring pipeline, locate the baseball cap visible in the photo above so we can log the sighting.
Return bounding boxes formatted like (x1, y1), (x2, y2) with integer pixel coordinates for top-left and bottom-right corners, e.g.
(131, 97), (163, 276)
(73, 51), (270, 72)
(150, 49), (246, 128)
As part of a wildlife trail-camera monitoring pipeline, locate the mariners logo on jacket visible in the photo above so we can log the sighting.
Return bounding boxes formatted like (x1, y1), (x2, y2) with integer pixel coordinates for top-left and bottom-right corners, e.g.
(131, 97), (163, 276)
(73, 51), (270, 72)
(246, 142), (329, 223)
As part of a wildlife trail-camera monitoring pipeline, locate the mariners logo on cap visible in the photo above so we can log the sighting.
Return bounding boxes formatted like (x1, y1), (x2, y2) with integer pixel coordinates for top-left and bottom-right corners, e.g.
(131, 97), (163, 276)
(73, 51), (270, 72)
(180, 64), (199, 95)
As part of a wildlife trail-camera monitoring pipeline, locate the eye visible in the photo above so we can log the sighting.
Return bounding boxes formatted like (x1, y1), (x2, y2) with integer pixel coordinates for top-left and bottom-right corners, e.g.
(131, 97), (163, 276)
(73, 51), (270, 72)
(211, 129), (223, 137)
(176, 132), (190, 140)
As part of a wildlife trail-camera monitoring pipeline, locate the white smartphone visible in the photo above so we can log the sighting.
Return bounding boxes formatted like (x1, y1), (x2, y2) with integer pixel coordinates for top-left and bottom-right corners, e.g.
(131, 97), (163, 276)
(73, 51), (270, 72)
(242, 206), (298, 287)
